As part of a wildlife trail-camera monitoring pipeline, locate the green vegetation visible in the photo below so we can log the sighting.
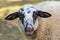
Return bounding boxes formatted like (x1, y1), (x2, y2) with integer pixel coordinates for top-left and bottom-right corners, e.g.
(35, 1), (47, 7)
(0, 0), (46, 8)
(0, 17), (24, 40)
(0, 0), (48, 40)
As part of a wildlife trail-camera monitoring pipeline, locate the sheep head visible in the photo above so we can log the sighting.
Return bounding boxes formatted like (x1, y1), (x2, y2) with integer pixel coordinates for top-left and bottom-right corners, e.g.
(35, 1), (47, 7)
(5, 4), (52, 36)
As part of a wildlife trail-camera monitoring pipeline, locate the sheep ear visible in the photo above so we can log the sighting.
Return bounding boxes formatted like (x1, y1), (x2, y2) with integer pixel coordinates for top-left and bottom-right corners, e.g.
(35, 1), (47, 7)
(37, 10), (52, 18)
(5, 12), (19, 20)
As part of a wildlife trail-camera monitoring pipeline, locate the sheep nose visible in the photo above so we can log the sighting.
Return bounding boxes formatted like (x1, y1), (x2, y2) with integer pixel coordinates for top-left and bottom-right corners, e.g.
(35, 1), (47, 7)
(25, 27), (34, 32)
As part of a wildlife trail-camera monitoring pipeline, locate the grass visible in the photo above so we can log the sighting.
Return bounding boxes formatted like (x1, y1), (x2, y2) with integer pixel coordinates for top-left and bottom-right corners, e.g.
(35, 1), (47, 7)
(0, 0), (46, 8)
(0, 17), (24, 40)
(0, 5), (23, 40)
(0, 0), (45, 40)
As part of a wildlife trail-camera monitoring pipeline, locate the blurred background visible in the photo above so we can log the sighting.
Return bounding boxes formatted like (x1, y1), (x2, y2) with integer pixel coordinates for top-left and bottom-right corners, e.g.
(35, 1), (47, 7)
(0, 0), (60, 40)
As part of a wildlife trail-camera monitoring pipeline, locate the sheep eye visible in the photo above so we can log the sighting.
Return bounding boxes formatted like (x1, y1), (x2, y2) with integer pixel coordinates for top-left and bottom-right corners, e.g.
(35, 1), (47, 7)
(20, 14), (25, 18)
(33, 11), (38, 16)
(33, 11), (38, 24)
(19, 14), (25, 24)
(20, 8), (24, 11)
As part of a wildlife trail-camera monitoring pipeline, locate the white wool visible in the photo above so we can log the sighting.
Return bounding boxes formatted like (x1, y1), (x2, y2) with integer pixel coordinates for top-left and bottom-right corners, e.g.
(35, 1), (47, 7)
(34, 1), (60, 40)
(35, 1), (60, 12)
(23, 4), (33, 7)
(18, 1), (60, 40)
(18, 4), (39, 31)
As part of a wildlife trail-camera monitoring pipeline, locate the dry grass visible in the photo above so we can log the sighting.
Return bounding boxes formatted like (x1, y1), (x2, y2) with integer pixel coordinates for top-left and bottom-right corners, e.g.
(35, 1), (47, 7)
(0, 0), (42, 40)
(0, 6), (24, 40)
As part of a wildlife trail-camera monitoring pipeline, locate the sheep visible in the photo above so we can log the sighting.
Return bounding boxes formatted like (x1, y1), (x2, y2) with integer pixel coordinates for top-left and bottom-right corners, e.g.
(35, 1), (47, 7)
(5, 1), (60, 40)
(34, 1), (60, 40)
(5, 4), (52, 40)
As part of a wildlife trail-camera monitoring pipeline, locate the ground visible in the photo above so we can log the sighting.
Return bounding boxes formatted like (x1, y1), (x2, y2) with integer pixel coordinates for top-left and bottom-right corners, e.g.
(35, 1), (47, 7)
(0, 0), (60, 40)
(0, 0), (42, 40)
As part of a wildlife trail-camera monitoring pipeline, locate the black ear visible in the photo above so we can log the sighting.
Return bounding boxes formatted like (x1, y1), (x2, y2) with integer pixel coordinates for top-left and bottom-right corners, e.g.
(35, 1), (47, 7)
(5, 12), (19, 20)
(37, 10), (52, 18)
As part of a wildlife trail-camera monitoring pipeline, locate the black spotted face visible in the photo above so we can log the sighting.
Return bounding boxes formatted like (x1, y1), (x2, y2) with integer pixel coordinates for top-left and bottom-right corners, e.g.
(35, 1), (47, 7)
(5, 4), (52, 36)
(19, 5), (39, 36)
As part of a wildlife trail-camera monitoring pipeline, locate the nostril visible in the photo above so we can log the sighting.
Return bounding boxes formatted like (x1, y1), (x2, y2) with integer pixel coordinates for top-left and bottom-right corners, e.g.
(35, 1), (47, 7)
(30, 24), (32, 26)
(28, 28), (34, 32)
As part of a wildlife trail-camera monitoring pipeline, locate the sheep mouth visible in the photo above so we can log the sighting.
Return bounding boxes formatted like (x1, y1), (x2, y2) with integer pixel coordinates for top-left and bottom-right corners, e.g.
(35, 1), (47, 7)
(25, 31), (34, 36)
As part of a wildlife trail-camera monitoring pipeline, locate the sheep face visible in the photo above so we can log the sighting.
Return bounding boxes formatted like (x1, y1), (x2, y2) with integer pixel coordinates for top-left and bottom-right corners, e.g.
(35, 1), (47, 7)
(5, 4), (52, 36)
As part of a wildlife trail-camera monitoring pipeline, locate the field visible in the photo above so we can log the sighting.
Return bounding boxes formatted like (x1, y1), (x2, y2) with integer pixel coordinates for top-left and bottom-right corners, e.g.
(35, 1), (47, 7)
(0, 0), (43, 40)
(0, 0), (60, 40)
(0, 6), (24, 40)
